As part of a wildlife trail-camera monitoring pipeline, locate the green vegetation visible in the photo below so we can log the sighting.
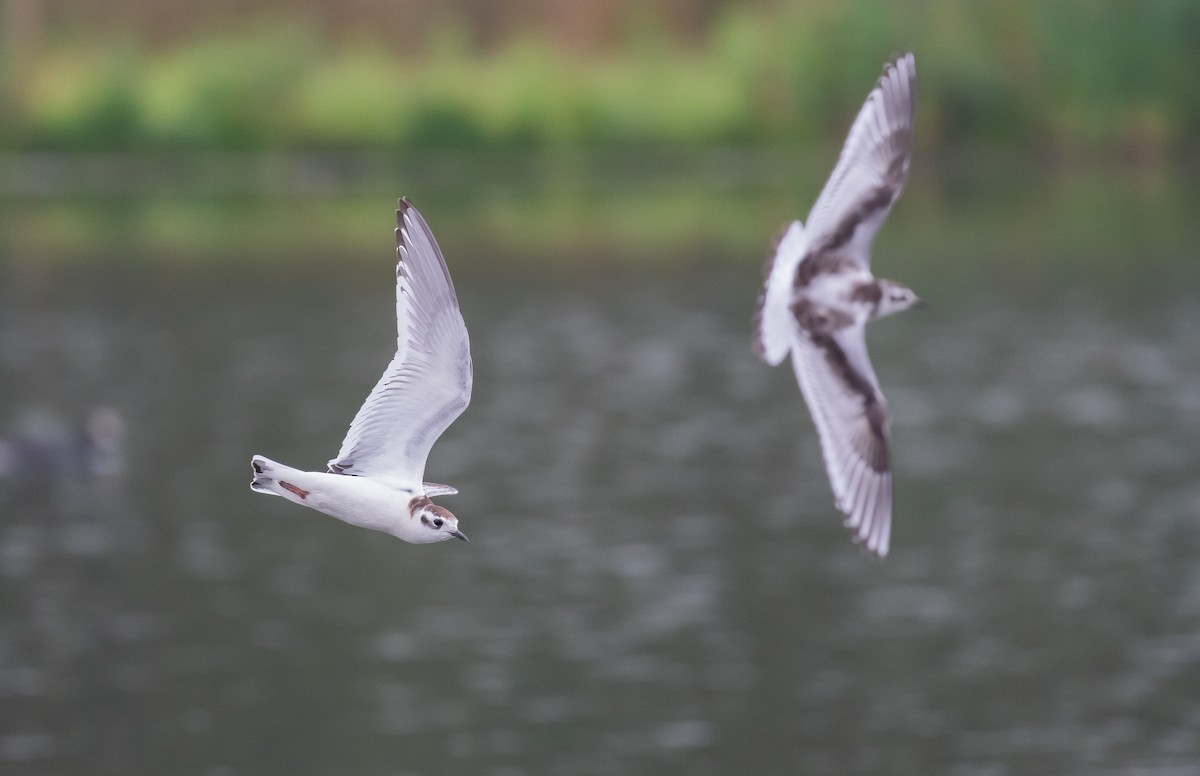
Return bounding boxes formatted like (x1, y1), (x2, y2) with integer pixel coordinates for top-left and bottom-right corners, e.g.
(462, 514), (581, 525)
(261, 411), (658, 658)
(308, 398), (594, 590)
(3, 0), (1199, 155)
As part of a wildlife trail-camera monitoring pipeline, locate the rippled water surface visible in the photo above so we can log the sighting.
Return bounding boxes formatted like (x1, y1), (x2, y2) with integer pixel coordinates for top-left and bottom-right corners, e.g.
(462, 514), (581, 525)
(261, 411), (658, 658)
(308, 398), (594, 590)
(1, 160), (1199, 774)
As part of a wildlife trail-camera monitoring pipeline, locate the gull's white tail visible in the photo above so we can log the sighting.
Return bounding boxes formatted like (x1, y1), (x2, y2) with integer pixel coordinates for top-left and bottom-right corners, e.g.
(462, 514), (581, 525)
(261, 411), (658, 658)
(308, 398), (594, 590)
(754, 220), (808, 366)
(250, 455), (305, 499)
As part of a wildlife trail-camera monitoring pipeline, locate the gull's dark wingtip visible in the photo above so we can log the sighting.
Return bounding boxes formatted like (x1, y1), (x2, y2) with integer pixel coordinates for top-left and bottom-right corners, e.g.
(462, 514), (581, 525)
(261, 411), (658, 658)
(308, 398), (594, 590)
(397, 196), (418, 226)
(396, 197), (417, 255)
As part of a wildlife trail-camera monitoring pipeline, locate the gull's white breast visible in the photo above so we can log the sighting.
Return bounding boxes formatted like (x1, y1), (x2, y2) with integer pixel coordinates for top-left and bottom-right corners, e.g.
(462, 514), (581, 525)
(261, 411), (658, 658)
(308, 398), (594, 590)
(806, 270), (872, 314)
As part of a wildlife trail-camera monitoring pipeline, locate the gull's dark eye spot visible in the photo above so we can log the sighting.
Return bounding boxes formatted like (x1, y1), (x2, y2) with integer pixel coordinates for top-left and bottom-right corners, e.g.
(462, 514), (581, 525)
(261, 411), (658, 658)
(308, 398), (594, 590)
(433, 518), (444, 528)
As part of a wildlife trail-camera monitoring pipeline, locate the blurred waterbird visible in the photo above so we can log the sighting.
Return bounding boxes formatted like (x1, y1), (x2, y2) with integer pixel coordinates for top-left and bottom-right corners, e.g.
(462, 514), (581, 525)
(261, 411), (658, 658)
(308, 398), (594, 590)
(251, 199), (471, 544)
(753, 53), (919, 557)
(0, 406), (125, 485)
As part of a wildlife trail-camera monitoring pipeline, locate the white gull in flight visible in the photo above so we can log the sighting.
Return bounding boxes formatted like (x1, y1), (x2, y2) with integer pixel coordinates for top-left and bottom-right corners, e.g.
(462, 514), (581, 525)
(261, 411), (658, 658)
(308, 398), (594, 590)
(251, 198), (472, 544)
(754, 53), (920, 557)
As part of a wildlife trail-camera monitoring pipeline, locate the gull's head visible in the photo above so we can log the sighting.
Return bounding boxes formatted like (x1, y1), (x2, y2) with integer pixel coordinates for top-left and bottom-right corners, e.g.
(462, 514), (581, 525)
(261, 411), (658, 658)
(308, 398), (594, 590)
(411, 498), (468, 544)
(875, 280), (923, 319)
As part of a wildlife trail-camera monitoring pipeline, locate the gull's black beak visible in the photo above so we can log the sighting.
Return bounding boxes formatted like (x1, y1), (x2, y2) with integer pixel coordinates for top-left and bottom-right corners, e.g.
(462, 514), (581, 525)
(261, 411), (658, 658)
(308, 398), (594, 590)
(450, 530), (469, 542)
(913, 298), (929, 309)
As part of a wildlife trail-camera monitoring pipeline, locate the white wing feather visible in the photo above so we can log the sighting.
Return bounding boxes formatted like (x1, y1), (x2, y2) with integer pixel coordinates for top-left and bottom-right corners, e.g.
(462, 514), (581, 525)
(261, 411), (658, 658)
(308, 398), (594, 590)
(327, 199), (472, 482)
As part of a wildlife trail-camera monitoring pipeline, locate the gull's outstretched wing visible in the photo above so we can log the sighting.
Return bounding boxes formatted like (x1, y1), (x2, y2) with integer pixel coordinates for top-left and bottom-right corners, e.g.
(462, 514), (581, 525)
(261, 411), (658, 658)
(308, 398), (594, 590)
(804, 53), (915, 270)
(327, 198), (472, 482)
(754, 54), (915, 366)
(789, 322), (892, 556)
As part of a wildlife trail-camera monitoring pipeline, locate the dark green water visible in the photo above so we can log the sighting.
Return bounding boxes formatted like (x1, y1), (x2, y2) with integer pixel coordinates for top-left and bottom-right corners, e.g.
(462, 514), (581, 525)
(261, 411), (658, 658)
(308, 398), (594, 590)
(0, 154), (1198, 774)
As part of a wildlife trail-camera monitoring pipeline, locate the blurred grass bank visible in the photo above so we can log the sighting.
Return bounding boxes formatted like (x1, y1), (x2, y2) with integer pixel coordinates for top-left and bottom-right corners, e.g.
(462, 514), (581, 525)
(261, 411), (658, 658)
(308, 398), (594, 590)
(2, 0), (1198, 157)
